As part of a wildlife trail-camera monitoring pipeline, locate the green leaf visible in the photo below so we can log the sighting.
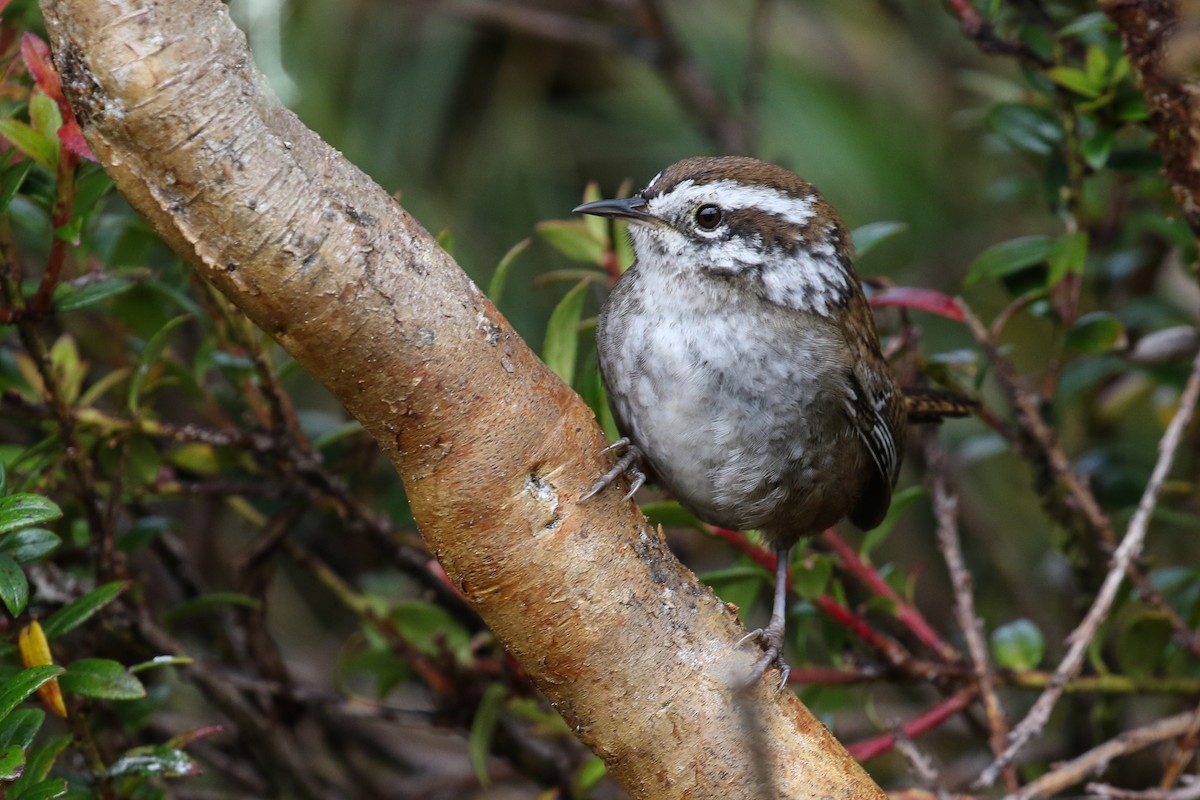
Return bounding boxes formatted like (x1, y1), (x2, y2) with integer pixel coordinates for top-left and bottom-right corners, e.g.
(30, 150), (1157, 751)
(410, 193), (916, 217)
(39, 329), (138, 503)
(13, 776), (67, 800)
(851, 221), (907, 259)
(0, 120), (56, 170)
(1085, 46), (1110, 84)
(966, 235), (1055, 285)
(1047, 66), (1102, 98)
(107, 745), (199, 778)
(0, 555), (29, 616)
(54, 277), (139, 312)
(0, 709), (44, 752)
(0, 495), (62, 538)
(790, 556), (832, 601)
(485, 237), (530, 307)
(1066, 311), (1127, 353)
(986, 103), (1062, 157)
(0, 667), (64, 724)
(0, 744), (24, 781)
(389, 601), (471, 661)
(536, 220), (605, 264)
(0, 529), (58, 564)
(28, 92), (62, 142)
(10, 734), (69, 794)
(1081, 128), (1115, 169)
(0, 160), (32, 215)
(41, 581), (128, 640)
(59, 659), (146, 700)
(991, 619), (1044, 670)
(127, 314), (190, 412)
(542, 279), (589, 385)
(1058, 12), (1112, 39)
(128, 655), (193, 674)
(1047, 230), (1088, 286)
(468, 683), (505, 787)
(572, 758), (608, 797)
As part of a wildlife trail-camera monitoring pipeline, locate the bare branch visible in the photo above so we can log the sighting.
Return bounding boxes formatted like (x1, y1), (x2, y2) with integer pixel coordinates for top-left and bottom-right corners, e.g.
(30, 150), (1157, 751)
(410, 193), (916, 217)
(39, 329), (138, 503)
(979, 348), (1200, 787)
(1014, 712), (1200, 800)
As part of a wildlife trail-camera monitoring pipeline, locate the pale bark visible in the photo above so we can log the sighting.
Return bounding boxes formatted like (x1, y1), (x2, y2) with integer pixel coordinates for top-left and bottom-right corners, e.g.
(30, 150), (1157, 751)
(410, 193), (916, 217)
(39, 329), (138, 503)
(38, 1), (886, 797)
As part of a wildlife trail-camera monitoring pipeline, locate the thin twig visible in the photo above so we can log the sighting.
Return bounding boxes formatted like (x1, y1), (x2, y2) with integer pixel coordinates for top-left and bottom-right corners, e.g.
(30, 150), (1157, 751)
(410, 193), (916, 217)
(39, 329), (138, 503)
(1012, 712), (1200, 800)
(923, 431), (1016, 791)
(979, 348), (1200, 787)
(1088, 778), (1200, 800)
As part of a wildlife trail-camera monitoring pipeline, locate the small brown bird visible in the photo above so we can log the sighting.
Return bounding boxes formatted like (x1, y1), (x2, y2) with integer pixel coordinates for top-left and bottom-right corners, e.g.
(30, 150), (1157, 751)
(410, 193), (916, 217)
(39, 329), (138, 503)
(576, 156), (906, 686)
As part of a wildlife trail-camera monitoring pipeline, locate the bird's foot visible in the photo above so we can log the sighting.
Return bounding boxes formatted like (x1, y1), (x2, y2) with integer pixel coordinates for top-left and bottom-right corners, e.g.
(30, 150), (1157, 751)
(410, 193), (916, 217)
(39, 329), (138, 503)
(580, 437), (645, 501)
(737, 623), (791, 691)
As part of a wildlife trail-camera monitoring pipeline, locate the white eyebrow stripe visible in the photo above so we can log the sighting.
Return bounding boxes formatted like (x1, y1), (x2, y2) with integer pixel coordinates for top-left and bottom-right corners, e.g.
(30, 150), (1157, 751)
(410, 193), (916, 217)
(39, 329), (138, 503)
(648, 179), (816, 226)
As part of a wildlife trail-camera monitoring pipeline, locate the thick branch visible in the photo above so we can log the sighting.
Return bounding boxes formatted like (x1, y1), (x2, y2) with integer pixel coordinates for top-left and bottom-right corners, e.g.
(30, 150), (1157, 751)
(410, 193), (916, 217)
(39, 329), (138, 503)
(37, 1), (884, 797)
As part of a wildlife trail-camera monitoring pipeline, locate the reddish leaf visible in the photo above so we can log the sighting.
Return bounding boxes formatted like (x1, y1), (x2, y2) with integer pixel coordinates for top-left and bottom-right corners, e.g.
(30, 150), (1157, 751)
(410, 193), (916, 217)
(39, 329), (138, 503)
(0, 0), (14, 16)
(20, 34), (62, 103)
(58, 119), (95, 162)
(19, 34), (96, 163)
(870, 287), (965, 322)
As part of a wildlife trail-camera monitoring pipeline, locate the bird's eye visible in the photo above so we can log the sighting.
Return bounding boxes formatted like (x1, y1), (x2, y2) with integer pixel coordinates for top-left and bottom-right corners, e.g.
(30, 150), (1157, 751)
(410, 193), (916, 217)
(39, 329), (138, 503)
(695, 204), (723, 230)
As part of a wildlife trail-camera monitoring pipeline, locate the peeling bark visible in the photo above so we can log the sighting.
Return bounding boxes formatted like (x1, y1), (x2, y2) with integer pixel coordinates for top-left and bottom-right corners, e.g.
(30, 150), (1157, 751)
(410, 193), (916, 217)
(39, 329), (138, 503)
(37, 1), (886, 797)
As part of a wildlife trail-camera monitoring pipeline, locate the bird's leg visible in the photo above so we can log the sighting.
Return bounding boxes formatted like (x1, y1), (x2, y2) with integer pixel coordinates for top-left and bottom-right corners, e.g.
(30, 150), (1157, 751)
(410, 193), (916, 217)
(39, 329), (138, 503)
(580, 437), (646, 501)
(738, 545), (792, 689)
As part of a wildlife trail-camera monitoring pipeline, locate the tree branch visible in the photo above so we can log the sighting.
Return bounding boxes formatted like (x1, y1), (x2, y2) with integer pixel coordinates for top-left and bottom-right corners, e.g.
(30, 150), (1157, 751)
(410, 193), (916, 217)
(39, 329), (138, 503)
(37, 0), (884, 796)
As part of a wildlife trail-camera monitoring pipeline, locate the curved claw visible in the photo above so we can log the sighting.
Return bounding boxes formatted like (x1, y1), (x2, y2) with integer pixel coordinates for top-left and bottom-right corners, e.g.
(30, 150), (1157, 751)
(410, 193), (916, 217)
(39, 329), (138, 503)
(737, 626), (790, 691)
(580, 438), (645, 501)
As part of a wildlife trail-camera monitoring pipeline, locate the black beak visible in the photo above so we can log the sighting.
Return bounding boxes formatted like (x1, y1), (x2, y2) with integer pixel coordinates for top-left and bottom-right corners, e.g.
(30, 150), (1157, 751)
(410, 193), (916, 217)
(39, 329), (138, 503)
(573, 196), (657, 224)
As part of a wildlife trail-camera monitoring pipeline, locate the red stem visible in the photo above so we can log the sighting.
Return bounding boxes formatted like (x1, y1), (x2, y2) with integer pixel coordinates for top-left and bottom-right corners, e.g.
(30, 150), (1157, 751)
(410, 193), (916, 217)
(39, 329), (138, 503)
(30, 150), (78, 313)
(846, 686), (979, 761)
(820, 529), (957, 662)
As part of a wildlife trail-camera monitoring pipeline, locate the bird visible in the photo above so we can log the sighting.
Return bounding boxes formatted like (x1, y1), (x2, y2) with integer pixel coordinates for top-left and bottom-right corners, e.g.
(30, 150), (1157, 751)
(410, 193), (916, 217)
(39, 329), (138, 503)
(575, 156), (907, 688)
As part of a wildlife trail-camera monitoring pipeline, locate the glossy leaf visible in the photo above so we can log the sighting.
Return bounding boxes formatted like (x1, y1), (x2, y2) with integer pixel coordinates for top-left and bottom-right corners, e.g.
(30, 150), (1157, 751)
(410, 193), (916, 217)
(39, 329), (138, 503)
(966, 235), (1055, 285)
(1065, 311), (1127, 353)
(41, 581), (128, 640)
(107, 745), (200, 778)
(0, 555), (28, 616)
(0, 744), (23, 781)
(0, 495), (62, 538)
(542, 279), (589, 385)
(0, 529), (58, 564)
(0, 666), (64, 723)
(14, 776), (67, 799)
(9, 734), (69, 794)
(0, 709), (44, 753)
(991, 619), (1044, 670)
(60, 659), (146, 700)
